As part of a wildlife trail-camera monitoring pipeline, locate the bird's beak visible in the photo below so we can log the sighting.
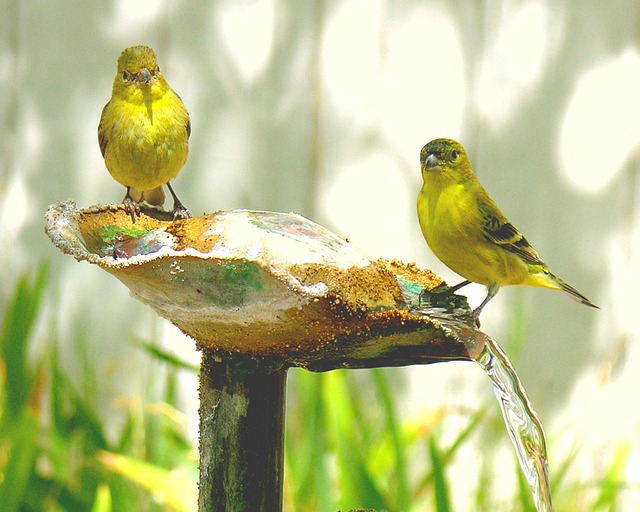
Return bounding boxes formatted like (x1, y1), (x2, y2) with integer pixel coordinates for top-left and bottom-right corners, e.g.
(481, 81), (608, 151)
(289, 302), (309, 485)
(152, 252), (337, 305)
(137, 67), (152, 84)
(423, 153), (442, 172)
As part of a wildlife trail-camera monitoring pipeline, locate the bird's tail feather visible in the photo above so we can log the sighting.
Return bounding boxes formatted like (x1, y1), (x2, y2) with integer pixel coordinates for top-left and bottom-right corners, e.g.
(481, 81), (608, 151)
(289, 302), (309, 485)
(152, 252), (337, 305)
(549, 273), (599, 309)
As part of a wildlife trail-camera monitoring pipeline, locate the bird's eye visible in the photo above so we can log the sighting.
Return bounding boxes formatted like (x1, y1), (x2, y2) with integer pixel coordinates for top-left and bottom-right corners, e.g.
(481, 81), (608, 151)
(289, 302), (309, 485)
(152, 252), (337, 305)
(450, 149), (459, 161)
(122, 71), (131, 81)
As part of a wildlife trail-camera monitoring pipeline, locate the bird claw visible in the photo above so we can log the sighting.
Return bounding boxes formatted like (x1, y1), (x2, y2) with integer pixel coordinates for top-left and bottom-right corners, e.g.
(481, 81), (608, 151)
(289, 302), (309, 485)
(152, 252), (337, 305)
(418, 283), (468, 310)
(173, 198), (191, 220)
(172, 205), (191, 221)
(418, 283), (447, 306)
(166, 182), (190, 221)
(123, 196), (141, 223)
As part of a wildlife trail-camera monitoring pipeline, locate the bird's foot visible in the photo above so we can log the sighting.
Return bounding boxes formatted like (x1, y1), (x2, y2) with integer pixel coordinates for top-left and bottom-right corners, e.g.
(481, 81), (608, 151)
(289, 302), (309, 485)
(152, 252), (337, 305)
(467, 284), (498, 329)
(166, 182), (191, 220)
(418, 280), (470, 308)
(454, 311), (482, 328)
(172, 202), (191, 221)
(418, 285), (469, 313)
(123, 195), (141, 223)
(418, 286), (438, 307)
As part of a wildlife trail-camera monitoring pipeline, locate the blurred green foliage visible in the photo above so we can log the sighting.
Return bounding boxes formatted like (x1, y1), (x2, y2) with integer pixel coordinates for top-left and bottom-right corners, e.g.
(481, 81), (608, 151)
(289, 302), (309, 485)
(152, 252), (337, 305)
(0, 265), (195, 512)
(0, 265), (632, 511)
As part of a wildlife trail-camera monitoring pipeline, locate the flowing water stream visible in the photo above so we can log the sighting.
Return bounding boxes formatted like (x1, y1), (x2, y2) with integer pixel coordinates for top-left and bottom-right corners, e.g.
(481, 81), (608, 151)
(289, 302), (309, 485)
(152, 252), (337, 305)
(475, 335), (553, 511)
(430, 313), (554, 511)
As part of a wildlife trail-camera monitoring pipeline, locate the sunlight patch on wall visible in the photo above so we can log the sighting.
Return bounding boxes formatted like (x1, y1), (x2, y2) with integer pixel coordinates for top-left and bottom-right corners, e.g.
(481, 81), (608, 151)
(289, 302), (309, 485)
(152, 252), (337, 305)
(478, 1), (554, 127)
(561, 340), (640, 444)
(217, 0), (275, 83)
(73, 90), (113, 203)
(321, 0), (383, 123)
(320, 152), (413, 260)
(321, 1), (465, 159)
(0, 174), (28, 237)
(198, 104), (253, 210)
(108, 0), (168, 33)
(560, 50), (640, 193)
(0, 92), (42, 237)
(382, 12), (465, 156)
(609, 225), (640, 338)
(17, 98), (44, 177)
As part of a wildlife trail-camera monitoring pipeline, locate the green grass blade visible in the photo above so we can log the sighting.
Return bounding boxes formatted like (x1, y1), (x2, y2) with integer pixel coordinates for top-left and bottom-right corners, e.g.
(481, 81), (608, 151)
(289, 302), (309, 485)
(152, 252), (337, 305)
(98, 451), (197, 512)
(287, 371), (332, 511)
(417, 408), (484, 493)
(429, 434), (451, 512)
(0, 264), (47, 420)
(136, 340), (199, 372)
(0, 409), (40, 511)
(592, 442), (630, 510)
(50, 348), (109, 449)
(326, 371), (388, 511)
(91, 484), (113, 512)
(516, 458), (537, 511)
(372, 368), (409, 510)
(444, 409), (484, 460)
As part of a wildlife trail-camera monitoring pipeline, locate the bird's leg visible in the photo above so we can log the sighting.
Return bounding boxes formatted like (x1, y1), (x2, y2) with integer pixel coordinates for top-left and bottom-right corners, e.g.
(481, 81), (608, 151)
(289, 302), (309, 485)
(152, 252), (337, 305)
(445, 279), (472, 294)
(471, 283), (499, 327)
(166, 182), (191, 220)
(122, 187), (141, 223)
(419, 279), (471, 306)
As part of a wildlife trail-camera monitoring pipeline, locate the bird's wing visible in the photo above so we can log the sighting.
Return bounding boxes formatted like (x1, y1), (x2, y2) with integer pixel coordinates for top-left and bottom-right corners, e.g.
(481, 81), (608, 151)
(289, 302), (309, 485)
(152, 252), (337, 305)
(479, 201), (544, 265)
(98, 101), (110, 157)
(173, 90), (191, 139)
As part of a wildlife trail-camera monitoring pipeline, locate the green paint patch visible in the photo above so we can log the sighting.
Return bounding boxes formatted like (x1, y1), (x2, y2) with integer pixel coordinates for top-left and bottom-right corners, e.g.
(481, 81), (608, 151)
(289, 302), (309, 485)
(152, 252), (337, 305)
(99, 225), (149, 244)
(223, 262), (263, 291)
(395, 274), (424, 296)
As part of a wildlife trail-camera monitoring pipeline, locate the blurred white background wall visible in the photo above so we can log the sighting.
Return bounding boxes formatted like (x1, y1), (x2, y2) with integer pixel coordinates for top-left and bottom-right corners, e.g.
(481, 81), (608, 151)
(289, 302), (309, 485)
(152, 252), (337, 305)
(1, 0), (639, 507)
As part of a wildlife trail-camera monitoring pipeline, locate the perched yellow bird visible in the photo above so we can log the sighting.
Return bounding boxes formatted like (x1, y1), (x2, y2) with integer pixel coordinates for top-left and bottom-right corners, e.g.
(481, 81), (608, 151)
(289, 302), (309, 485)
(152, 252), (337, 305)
(417, 138), (598, 320)
(98, 45), (191, 221)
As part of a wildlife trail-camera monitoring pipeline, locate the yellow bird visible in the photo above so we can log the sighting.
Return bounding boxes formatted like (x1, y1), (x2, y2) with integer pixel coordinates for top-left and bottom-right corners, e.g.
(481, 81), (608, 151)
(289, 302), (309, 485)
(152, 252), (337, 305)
(98, 45), (191, 221)
(417, 138), (598, 320)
